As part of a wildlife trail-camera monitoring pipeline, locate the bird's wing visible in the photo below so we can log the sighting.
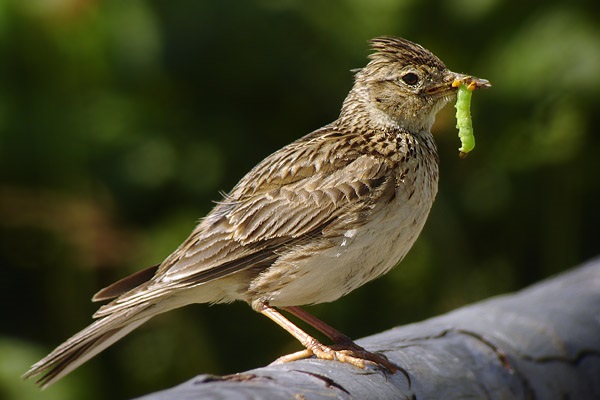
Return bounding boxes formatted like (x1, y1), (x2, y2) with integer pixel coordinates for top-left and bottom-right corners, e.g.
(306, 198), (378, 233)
(94, 126), (398, 315)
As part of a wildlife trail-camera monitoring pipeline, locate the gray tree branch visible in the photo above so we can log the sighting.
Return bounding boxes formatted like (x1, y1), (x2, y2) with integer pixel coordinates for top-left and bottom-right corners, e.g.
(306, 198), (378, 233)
(138, 257), (600, 400)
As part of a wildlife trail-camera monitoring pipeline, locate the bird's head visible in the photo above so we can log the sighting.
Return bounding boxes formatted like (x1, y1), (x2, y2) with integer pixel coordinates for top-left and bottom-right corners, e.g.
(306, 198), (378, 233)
(341, 36), (490, 132)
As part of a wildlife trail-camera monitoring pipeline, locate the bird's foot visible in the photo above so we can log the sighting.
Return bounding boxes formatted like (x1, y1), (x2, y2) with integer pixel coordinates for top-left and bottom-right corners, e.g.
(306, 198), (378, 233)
(272, 339), (398, 373)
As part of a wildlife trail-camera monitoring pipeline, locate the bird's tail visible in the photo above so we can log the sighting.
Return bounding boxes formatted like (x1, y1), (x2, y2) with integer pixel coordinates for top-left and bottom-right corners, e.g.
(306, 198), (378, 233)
(22, 303), (154, 389)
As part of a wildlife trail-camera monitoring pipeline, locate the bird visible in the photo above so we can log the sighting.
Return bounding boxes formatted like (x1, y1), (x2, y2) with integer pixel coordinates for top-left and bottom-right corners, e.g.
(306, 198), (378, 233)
(23, 36), (490, 388)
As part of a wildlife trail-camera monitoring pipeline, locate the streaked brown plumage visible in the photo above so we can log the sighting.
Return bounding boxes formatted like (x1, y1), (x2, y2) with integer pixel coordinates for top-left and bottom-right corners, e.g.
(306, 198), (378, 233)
(23, 36), (490, 388)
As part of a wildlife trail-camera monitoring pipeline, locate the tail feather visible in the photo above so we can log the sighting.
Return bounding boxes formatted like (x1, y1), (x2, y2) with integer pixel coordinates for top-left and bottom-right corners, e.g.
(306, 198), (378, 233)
(23, 304), (153, 389)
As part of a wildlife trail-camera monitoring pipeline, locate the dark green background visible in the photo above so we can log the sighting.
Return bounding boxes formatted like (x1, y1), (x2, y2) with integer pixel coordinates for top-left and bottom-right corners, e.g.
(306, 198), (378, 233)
(1, 0), (599, 398)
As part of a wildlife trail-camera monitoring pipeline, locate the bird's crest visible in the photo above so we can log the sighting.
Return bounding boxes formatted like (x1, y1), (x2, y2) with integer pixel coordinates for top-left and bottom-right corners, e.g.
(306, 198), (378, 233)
(367, 36), (446, 70)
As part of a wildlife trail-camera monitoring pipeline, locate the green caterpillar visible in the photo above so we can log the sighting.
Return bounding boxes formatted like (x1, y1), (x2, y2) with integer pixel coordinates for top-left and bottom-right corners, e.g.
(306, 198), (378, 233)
(455, 83), (475, 158)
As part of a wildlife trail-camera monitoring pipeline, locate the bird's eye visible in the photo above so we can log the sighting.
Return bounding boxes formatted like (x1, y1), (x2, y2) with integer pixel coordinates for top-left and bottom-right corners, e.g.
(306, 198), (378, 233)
(401, 72), (419, 86)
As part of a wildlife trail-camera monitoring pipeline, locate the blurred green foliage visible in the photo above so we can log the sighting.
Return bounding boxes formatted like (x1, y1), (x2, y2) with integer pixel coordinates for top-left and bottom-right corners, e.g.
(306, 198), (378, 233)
(1, 0), (599, 398)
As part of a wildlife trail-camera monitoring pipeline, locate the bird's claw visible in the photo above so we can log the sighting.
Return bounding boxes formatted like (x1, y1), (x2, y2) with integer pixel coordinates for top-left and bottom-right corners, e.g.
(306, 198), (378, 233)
(272, 341), (398, 373)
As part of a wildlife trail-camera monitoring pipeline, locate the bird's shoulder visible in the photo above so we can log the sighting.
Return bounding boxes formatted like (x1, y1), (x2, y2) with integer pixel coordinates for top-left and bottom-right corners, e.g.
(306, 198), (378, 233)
(228, 122), (404, 201)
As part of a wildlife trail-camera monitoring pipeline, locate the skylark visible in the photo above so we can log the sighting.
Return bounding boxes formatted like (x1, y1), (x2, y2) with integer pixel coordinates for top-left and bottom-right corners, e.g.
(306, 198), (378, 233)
(24, 36), (490, 388)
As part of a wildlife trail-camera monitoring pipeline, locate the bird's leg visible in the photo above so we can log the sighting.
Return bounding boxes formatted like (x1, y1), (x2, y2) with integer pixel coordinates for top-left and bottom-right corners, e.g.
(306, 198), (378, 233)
(254, 302), (397, 372)
(281, 306), (352, 344)
(255, 302), (368, 368)
(282, 305), (398, 372)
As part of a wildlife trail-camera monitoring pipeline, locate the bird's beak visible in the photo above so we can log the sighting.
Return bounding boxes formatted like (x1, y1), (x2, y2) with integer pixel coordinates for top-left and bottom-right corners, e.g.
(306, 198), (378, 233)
(450, 72), (491, 91)
(425, 72), (490, 95)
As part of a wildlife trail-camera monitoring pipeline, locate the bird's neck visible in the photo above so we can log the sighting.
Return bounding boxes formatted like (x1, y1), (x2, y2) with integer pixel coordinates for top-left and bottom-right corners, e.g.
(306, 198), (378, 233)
(337, 87), (434, 137)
